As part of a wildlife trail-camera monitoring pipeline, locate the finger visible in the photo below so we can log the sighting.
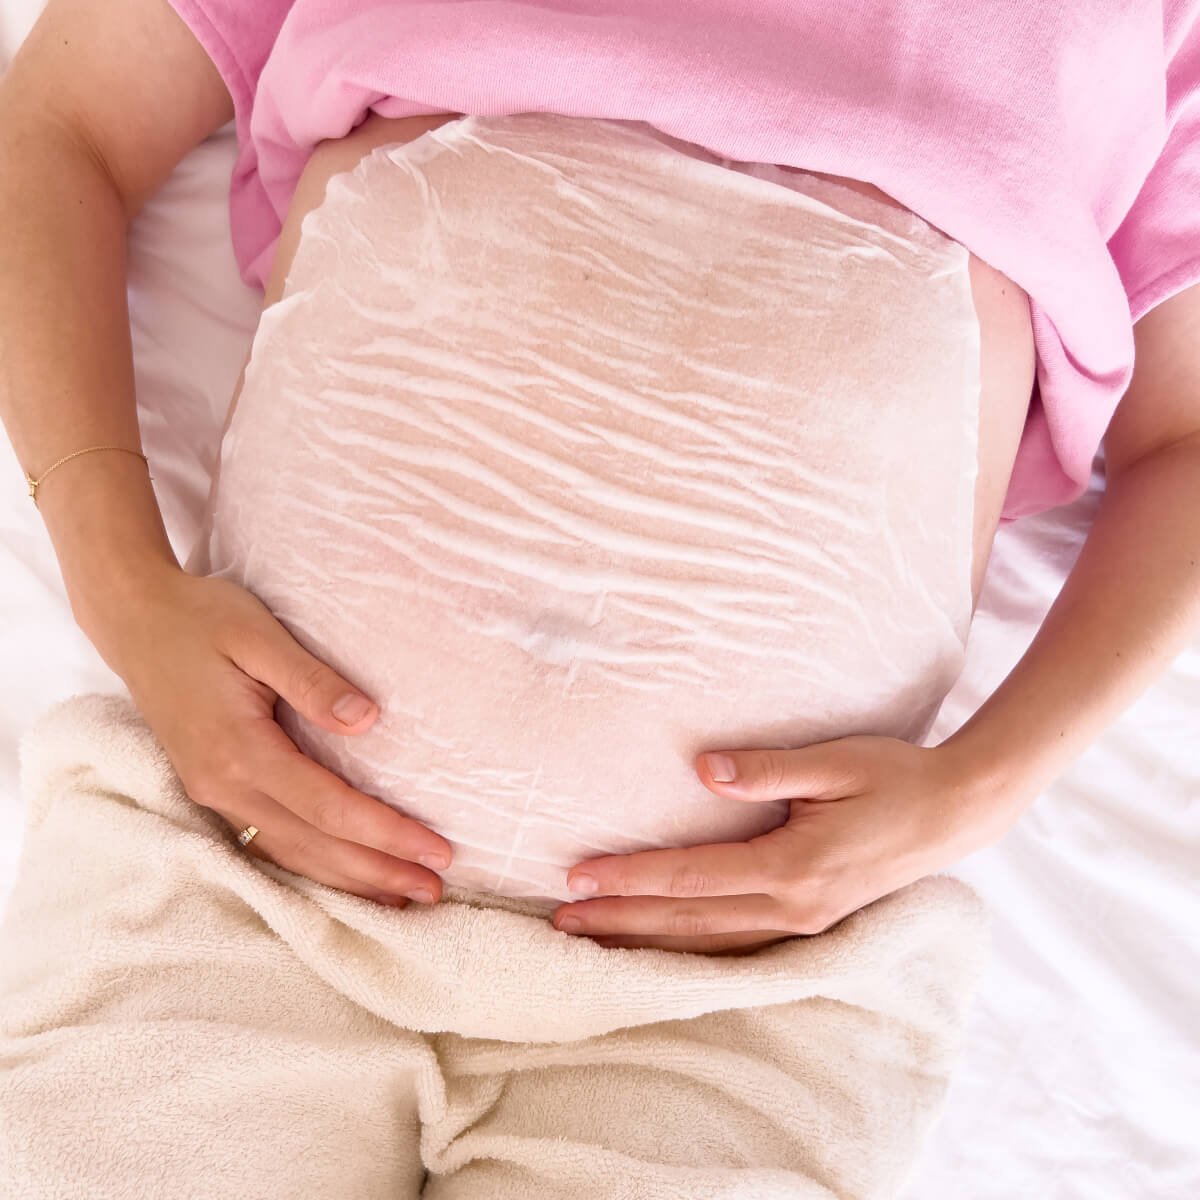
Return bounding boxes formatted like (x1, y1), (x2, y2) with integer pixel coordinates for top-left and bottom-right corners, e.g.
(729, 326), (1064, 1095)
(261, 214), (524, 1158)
(554, 893), (785, 939)
(251, 717), (453, 869)
(212, 790), (444, 904)
(696, 740), (870, 801)
(590, 931), (798, 955)
(230, 609), (381, 736)
(566, 840), (775, 901)
(240, 835), (409, 906)
(241, 836), (408, 905)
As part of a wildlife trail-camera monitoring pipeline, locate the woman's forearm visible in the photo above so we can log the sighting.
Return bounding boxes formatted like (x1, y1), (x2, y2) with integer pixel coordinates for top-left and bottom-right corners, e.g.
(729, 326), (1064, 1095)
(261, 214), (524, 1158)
(0, 97), (180, 656)
(944, 434), (1200, 818)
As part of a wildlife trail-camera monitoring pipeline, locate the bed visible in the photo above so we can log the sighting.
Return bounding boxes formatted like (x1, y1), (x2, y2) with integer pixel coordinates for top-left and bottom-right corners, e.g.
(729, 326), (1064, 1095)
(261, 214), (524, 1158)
(1, 5), (1197, 1196)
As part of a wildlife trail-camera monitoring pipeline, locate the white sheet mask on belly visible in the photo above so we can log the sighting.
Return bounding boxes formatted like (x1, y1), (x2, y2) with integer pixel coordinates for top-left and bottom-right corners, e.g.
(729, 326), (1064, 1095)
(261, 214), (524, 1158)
(198, 112), (981, 916)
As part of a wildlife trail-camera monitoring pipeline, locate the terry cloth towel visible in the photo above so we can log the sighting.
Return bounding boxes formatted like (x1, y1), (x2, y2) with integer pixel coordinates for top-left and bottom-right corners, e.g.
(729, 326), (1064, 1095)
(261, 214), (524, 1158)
(0, 694), (988, 1200)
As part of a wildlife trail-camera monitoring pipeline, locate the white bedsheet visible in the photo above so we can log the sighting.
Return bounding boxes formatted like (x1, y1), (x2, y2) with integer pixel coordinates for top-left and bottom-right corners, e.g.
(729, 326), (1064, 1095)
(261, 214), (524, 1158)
(2, 6), (1197, 1197)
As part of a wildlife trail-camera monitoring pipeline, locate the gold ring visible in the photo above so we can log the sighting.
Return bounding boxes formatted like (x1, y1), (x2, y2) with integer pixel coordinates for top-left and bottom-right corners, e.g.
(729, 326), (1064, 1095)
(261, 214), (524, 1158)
(237, 825), (260, 847)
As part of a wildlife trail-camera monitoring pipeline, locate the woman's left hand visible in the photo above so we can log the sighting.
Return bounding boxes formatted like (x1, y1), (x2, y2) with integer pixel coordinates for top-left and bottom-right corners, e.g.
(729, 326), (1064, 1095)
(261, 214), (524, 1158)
(553, 735), (1020, 955)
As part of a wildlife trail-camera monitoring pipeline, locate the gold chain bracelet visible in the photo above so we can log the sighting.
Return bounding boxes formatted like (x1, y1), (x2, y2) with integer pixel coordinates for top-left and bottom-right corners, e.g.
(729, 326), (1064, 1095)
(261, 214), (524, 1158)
(24, 445), (151, 506)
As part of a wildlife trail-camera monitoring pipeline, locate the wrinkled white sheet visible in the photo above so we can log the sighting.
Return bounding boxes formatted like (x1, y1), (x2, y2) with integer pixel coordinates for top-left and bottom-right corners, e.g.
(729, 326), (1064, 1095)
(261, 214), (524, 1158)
(1, 5), (1197, 1197)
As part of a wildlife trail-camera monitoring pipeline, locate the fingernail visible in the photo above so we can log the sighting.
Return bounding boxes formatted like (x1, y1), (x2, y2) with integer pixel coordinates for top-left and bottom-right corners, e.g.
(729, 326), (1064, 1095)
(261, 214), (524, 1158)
(406, 889), (435, 905)
(333, 693), (372, 724)
(420, 854), (450, 871)
(704, 753), (737, 782)
(568, 874), (598, 895)
(557, 916), (583, 932)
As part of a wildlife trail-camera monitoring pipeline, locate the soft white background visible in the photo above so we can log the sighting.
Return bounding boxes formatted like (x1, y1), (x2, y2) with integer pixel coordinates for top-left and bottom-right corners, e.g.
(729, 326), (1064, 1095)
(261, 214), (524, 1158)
(1, 4), (1197, 1196)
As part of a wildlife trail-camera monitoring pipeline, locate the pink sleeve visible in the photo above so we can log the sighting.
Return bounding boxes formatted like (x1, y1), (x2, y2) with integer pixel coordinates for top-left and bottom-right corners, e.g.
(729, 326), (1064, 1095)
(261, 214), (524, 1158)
(1108, 16), (1200, 324)
(165, 0), (294, 143)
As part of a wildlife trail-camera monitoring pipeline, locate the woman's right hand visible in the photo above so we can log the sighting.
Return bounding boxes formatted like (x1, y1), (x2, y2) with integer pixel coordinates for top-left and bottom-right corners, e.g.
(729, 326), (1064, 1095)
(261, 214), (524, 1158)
(93, 566), (454, 908)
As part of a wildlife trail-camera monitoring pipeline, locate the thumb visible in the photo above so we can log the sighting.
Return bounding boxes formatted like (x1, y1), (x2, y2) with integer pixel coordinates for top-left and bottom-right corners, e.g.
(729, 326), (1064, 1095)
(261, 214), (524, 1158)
(234, 613), (379, 735)
(697, 739), (868, 801)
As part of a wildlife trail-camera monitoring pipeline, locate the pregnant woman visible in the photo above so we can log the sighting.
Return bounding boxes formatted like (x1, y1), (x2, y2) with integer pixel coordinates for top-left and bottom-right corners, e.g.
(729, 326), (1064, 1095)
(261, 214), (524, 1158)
(1, 0), (1198, 1194)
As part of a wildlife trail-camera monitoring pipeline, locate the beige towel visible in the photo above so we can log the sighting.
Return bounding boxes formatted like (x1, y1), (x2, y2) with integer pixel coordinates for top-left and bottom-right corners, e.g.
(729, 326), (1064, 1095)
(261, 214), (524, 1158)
(0, 694), (987, 1199)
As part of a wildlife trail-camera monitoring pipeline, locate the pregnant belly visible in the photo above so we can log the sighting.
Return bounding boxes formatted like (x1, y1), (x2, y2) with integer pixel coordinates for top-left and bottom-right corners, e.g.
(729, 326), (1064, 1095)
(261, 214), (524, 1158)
(202, 111), (1031, 913)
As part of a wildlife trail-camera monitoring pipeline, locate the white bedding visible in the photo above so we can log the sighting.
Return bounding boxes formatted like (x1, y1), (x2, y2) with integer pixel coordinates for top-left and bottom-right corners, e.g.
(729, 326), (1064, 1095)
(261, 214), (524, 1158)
(2, 5), (1197, 1197)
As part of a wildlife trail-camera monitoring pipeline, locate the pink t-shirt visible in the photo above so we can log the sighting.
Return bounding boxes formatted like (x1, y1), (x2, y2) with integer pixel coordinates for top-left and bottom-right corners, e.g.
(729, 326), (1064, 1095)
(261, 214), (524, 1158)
(167, 0), (1200, 520)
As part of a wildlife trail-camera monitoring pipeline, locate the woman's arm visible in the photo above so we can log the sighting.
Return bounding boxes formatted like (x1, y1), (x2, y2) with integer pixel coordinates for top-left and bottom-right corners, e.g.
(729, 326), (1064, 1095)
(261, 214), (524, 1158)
(943, 280), (1200, 821)
(0, 0), (231, 650)
(1, 0), (454, 905)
